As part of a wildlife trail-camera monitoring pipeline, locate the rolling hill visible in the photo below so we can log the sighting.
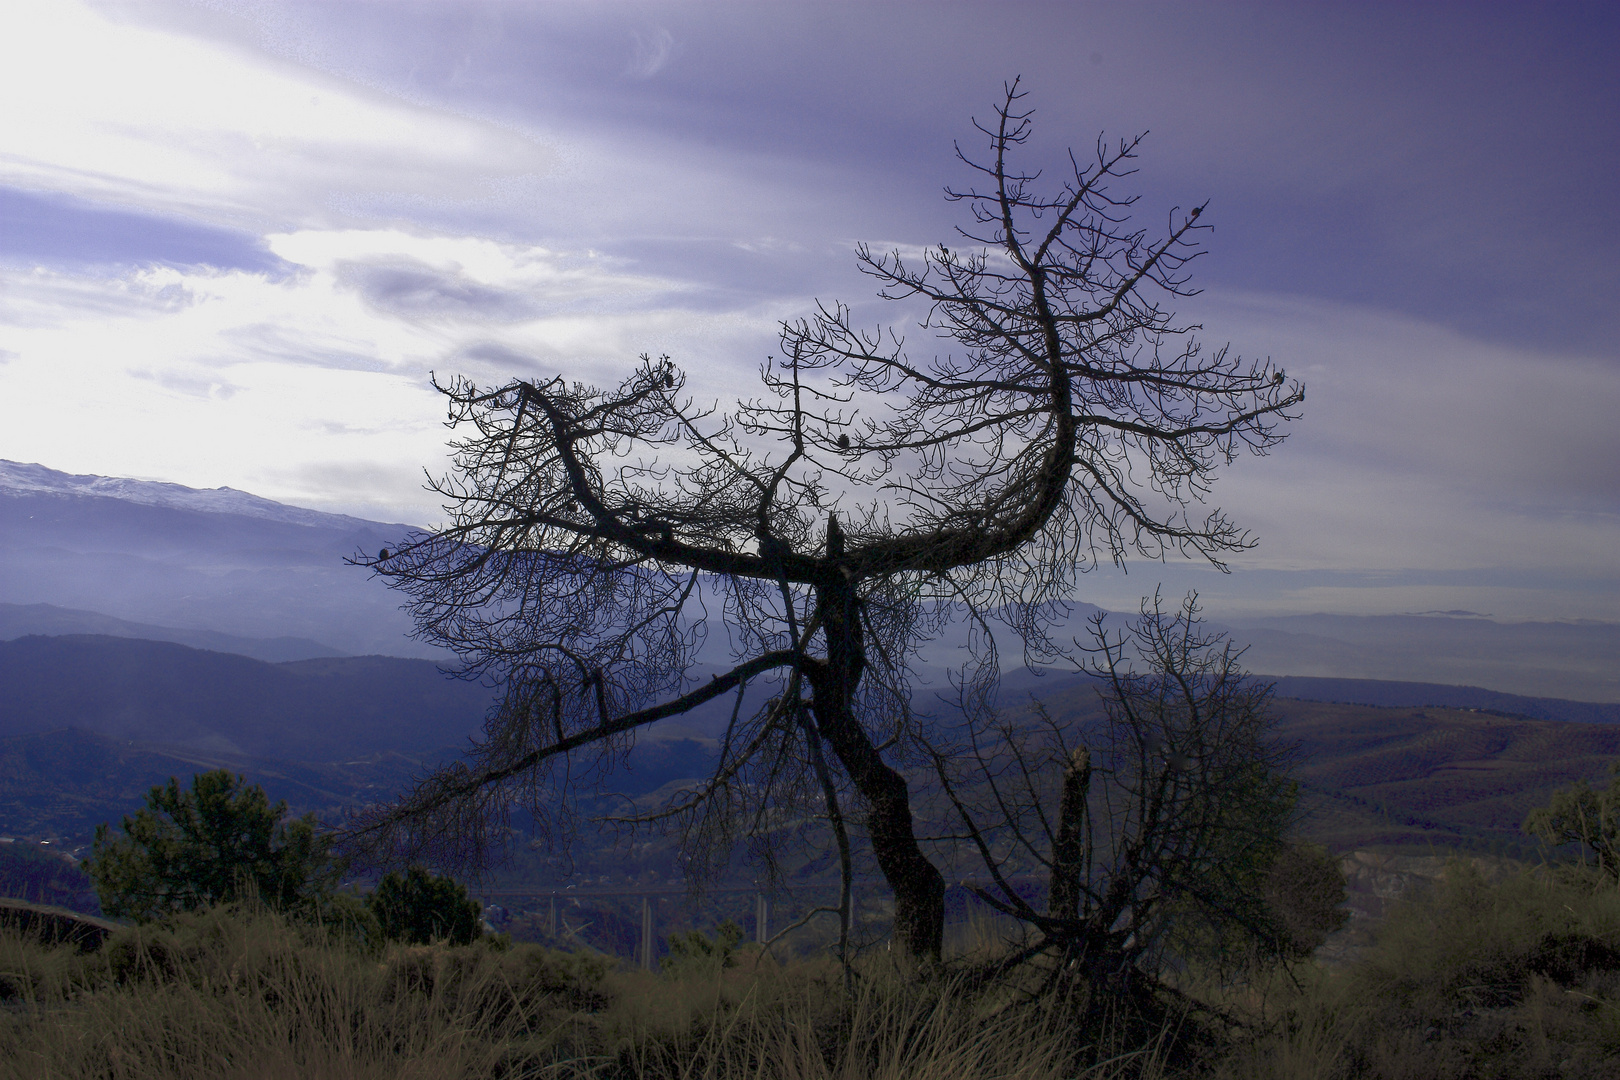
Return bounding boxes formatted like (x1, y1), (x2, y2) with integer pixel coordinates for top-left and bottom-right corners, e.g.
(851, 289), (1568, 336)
(5, 631), (1616, 863)
(0, 634), (493, 761)
(1017, 678), (1620, 855)
(0, 634), (730, 850)
(0, 601), (346, 663)
(1273, 700), (1620, 853)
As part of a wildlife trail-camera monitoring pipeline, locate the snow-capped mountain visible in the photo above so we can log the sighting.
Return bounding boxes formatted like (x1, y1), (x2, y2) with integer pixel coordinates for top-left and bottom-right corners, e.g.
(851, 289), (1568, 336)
(0, 460), (399, 532)
(0, 460), (432, 659)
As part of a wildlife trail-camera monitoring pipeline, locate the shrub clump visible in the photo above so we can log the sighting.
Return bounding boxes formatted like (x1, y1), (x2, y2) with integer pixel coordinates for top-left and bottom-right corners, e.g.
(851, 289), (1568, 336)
(87, 770), (338, 922)
(660, 919), (744, 975)
(366, 865), (483, 946)
(1223, 861), (1620, 1080)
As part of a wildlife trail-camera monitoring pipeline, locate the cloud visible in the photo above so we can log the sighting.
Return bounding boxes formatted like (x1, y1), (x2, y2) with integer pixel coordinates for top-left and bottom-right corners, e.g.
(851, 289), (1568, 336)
(5, 221), (1613, 614)
(6, 1), (1613, 620)
(0, 266), (205, 327)
(334, 256), (539, 323)
(268, 229), (690, 313)
(0, 1), (894, 313)
(1188, 291), (1620, 516)
(1038, 290), (1620, 619)
(129, 368), (241, 401)
(626, 28), (677, 79)
(280, 458), (439, 526)
(0, 224), (791, 521)
(0, 0), (556, 231)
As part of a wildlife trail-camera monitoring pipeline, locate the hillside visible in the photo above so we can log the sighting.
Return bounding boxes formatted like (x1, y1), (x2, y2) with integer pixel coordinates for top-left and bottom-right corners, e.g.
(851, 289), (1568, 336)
(1273, 700), (1620, 853)
(0, 726), (427, 842)
(1, 626), (1615, 850)
(3, 632), (1618, 861)
(3, 463), (1618, 904)
(0, 634), (732, 851)
(1022, 684), (1620, 857)
(0, 634), (492, 761)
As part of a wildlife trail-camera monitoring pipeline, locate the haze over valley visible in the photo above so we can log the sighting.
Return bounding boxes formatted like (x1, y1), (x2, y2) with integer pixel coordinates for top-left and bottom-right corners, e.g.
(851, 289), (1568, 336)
(6, 458), (1613, 698)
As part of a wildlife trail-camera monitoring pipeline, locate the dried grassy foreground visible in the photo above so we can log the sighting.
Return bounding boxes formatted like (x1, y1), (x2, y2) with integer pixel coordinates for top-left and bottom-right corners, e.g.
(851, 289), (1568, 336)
(1219, 862), (1620, 1080)
(0, 905), (1153, 1080)
(6, 863), (1620, 1080)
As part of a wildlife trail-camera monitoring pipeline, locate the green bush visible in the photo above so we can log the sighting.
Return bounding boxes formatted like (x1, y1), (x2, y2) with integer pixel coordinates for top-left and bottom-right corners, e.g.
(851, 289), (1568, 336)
(366, 865), (483, 946)
(87, 770), (339, 923)
(660, 918), (744, 975)
(1525, 761), (1620, 879)
(1351, 861), (1620, 1021)
(298, 887), (385, 955)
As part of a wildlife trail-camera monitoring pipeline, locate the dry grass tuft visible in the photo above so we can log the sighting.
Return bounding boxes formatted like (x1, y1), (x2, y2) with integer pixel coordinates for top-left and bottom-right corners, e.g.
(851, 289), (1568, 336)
(1214, 861), (1620, 1079)
(0, 905), (1177, 1080)
(20, 865), (1617, 1080)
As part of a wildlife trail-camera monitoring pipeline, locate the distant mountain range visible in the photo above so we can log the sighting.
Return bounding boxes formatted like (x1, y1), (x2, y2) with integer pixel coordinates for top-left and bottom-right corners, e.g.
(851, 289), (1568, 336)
(0, 633), (722, 845)
(1266, 676), (1620, 726)
(998, 669), (1620, 727)
(0, 460), (384, 530)
(0, 635), (1616, 918)
(0, 602), (345, 663)
(3, 458), (1614, 701)
(0, 459), (428, 658)
(1, 630), (1610, 818)
(1221, 613), (1620, 703)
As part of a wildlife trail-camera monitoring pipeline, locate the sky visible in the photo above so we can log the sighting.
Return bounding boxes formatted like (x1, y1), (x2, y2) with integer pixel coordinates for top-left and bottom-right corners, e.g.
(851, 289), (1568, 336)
(1, 0), (1616, 622)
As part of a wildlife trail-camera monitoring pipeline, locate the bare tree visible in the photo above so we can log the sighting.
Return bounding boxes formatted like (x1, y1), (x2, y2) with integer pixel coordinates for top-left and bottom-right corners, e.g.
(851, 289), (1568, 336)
(929, 594), (1306, 1007)
(346, 82), (1304, 961)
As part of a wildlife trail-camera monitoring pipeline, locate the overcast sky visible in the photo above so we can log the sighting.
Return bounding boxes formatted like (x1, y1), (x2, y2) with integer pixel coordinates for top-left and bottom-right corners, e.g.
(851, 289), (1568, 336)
(1, 1), (1615, 621)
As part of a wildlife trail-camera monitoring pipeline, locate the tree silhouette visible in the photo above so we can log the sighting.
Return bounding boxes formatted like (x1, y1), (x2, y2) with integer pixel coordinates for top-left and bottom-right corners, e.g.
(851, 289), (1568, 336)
(346, 82), (1303, 960)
